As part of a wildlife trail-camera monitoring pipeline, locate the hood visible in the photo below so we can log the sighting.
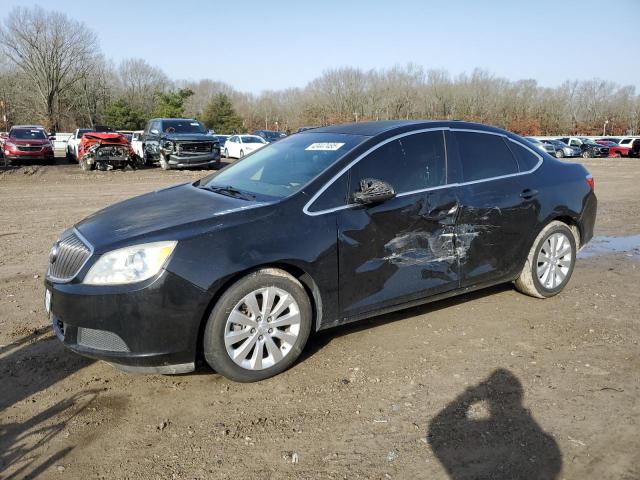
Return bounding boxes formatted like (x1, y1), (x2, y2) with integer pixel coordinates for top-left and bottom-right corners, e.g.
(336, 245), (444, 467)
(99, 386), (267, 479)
(9, 138), (49, 145)
(75, 183), (262, 251)
(161, 133), (217, 142)
(243, 143), (266, 150)
(81, 132), (130, 146)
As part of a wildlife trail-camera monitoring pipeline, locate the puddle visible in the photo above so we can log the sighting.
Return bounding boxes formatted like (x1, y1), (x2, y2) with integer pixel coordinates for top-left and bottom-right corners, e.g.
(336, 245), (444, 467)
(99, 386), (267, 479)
(578, 235), (640, 259)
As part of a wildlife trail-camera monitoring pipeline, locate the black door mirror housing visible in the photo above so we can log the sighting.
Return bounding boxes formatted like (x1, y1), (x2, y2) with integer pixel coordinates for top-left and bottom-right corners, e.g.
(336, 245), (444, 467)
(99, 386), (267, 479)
(352, 178), (396, 205)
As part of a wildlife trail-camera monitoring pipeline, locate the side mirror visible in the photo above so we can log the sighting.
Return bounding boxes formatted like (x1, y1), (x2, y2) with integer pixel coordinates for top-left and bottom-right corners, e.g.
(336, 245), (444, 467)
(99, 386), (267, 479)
(352, 178), (396, 205)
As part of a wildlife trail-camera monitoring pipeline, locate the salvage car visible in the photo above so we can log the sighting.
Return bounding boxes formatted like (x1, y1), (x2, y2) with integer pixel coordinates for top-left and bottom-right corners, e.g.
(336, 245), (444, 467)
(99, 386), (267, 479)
(223, 134), (268, 159)
(66, 126), (114, 162)
(77, 132), (137, 171)
(3, 125), (54, 165)
(44, 120), (597, 382)
(595, 140), (630, 157)
(142, 118), (220, 170)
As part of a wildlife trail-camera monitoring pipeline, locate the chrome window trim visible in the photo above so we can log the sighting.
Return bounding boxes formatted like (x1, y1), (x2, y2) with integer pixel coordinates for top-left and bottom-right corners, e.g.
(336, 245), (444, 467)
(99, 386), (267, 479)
(303, 127), (543, 217)
(46, 228), (95, 284)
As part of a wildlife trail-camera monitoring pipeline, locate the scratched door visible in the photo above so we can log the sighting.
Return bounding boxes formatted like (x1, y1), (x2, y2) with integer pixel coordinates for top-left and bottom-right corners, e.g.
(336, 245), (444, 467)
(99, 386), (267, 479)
(336, 130), (460, 319)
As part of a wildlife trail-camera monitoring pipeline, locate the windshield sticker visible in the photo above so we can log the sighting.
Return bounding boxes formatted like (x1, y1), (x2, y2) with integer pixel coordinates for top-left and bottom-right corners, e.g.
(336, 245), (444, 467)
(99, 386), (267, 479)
(305, 142), (345, 151)
(190, 122), (199, 126)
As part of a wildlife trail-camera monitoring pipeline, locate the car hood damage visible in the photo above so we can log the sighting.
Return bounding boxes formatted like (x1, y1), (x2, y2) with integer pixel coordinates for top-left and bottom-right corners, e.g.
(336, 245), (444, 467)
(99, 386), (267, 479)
(79, 132), (134, 169)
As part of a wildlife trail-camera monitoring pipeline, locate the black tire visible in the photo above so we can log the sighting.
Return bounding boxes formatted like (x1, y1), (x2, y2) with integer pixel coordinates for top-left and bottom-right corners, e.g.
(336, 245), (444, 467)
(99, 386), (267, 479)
(514, 221), (577, 298)
(203, 268), (312, 382)
(224, 148), (229, 159)
(555, 149), (564, 158)
(239, 150), (244, 158)
(159, 152), (171, 170)
(582, 150), (591, 159)
(66, 149), (76, 163)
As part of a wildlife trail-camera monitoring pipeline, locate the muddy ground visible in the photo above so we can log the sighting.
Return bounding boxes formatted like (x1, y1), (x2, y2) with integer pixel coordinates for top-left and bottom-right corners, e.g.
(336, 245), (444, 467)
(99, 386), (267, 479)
(1, 157), (639, 479)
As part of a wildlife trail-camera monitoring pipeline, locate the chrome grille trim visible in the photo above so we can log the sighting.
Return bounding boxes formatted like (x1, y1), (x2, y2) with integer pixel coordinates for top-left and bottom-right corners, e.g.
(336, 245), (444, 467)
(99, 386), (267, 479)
(47, 229), (94, 283)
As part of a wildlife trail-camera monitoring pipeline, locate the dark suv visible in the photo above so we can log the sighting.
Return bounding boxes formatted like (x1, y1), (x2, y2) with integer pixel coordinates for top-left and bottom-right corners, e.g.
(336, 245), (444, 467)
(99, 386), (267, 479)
(142, 118), (220, 170)
(3, 125), (55, 165)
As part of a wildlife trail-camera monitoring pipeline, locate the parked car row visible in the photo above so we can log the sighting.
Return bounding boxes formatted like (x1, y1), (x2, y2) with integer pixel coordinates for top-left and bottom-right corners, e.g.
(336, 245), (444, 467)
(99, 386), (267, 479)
(528, 136), (640, 159)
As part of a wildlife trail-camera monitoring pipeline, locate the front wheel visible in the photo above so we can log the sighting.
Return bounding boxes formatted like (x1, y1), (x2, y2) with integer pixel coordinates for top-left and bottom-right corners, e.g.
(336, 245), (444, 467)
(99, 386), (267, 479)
(239, 150), (244, 158)
(159, 153), (171, 170)
(555, 149), (564, 158)
(203, 268), (312, 382)
(514, 221), (576, 298)
(582, 150), (591, 159)
(79, 156), (94, 171)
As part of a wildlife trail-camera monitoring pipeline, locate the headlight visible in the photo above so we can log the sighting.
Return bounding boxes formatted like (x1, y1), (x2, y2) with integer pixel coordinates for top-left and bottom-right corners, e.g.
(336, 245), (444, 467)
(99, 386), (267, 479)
(83, 241), (177, 285)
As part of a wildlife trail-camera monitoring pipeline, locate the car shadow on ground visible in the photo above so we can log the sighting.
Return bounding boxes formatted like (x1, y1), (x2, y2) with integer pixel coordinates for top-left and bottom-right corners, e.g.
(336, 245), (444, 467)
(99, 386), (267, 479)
(427, 368), (563, 479)
(300, 283), (513, 363)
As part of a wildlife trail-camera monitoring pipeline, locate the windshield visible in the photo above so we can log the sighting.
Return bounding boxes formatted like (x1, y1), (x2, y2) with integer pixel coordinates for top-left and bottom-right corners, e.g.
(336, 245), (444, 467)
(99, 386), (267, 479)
(11, 128), (46, 140)
(199, 132), (366, 199)
(242, 136), (266, 144)
(162, 120), (206, 134)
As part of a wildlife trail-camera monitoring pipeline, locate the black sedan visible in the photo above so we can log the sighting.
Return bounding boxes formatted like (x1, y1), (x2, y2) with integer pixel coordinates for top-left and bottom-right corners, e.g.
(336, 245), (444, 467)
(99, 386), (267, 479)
(44, 121), (597, 382)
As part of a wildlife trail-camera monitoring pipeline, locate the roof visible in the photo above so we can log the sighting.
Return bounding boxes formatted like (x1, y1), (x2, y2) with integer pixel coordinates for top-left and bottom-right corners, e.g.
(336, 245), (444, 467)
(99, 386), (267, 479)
(307, 120), (507, 137)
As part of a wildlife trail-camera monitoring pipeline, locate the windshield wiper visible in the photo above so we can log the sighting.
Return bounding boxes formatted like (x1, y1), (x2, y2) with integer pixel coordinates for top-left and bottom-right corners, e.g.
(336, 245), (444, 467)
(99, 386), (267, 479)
(201, 185), (255, 201)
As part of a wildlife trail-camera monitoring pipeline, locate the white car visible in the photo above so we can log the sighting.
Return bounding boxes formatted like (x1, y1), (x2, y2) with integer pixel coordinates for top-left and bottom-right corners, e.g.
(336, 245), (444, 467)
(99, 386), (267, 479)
(130, 130), (145, 161)
(223, 135), (267, 159)
(66, 128), (93, 161)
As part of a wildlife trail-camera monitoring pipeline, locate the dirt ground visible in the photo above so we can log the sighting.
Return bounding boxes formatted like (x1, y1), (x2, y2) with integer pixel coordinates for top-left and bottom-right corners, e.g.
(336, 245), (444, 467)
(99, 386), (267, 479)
(1, 156), (639, 479)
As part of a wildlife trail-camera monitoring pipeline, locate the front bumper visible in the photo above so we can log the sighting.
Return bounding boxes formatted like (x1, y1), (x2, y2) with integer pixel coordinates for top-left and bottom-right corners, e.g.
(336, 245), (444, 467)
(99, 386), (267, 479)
(5, 153), (54, 161)
(45, 269), (212, 373)
(167, 152), (220, 168)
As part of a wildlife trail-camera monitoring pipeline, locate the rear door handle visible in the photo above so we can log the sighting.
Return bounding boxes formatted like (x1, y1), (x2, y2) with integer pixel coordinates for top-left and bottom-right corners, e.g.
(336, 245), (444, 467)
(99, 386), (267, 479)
(520, 188), (538, 199)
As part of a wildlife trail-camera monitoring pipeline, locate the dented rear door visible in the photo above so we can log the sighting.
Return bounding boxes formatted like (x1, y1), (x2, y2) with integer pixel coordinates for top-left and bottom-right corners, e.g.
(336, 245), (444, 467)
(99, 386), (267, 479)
(336, 129), (460, 318)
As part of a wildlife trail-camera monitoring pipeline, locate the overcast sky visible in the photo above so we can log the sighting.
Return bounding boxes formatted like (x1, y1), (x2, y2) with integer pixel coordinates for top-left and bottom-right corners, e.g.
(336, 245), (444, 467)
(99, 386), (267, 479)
(2, 0), (639, 93)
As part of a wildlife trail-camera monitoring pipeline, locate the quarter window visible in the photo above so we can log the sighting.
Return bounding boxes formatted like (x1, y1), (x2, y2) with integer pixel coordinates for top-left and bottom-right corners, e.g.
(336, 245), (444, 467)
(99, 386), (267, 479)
(455, 132), (519, 182)
(348, 131), (446, 199)
(507, 141), (540, 171)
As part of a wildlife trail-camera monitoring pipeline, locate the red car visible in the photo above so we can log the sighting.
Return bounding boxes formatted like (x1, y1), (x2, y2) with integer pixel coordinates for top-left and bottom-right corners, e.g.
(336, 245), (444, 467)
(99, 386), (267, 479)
(596, 140), (631, 157)
(77, 132), (136, 171)
(2, 125), (54, 165)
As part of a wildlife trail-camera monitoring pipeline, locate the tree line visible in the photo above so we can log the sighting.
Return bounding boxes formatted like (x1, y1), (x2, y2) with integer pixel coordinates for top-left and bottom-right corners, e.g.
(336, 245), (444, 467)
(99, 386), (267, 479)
(1, 6), (638, 136)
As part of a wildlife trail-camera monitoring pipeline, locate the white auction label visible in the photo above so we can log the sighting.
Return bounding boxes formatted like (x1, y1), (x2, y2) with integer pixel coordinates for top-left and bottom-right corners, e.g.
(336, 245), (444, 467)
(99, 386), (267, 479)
(305, 142), (345, 151)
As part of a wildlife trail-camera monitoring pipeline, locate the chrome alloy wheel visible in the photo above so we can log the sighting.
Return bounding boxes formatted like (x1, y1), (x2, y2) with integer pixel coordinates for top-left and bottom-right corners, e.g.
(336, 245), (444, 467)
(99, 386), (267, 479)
(536, 232), (573, 290)
(224, 286), (301, 370)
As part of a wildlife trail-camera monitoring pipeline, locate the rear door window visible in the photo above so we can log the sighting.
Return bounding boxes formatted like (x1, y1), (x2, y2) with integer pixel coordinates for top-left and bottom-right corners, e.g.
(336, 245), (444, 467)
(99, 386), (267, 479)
(454, 131), (519, 182)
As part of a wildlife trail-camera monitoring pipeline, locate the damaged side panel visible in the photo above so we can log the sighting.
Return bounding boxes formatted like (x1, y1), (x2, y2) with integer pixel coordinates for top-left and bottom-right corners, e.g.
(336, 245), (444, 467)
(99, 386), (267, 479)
(337, 189), (461, 318)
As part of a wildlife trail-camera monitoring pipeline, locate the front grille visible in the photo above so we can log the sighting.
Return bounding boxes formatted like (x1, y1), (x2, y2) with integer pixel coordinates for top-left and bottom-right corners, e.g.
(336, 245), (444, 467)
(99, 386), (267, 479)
(77, 327), (130, 352)
(17, 146), (42, 152)
(178, 142), (212, 154)
(48, 231), (92, 281)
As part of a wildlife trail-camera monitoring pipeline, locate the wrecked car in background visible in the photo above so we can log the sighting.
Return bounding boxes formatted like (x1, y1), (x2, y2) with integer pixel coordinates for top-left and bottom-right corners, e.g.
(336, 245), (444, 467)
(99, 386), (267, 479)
(142, 118), (220, 170)
(44, 120), (596, 382)
(77, 132), (137, 171)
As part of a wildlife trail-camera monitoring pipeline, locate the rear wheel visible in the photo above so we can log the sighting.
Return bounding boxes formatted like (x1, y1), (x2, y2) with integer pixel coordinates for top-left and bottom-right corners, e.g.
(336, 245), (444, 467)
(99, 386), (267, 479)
(203, 268), (312, 382)
(613, 153), (621, 158)
(514, 221), (576, 298)
(239, 150), (245, 158)
(224, 148), (229, 159)
(582, 150), (591, 159)
(555, 149), (564, 158)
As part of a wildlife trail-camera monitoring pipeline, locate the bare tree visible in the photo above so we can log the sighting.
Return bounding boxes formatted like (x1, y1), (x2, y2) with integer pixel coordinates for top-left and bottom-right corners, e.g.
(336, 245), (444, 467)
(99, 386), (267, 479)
(117, 58), (170, 115)
(0, 6), (99, 130)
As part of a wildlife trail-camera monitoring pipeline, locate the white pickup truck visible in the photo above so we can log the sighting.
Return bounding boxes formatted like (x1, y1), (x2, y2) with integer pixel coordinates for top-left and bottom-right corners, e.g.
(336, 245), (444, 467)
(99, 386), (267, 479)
(130, 130), (145, 162)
